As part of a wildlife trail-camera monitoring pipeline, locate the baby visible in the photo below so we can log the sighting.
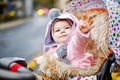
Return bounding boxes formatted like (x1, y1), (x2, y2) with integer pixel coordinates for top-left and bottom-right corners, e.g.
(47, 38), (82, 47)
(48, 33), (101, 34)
(35, 8), (94, 69)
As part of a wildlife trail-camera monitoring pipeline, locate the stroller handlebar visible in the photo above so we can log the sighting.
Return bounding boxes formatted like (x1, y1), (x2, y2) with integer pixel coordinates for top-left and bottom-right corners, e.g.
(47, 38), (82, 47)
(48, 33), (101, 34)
(0, 57), (36, 80)
(0, 68), (36, 80)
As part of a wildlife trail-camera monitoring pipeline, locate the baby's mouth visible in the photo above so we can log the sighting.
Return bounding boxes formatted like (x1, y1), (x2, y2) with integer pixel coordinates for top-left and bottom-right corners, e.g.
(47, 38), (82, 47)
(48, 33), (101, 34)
(60, 35), (67, 38)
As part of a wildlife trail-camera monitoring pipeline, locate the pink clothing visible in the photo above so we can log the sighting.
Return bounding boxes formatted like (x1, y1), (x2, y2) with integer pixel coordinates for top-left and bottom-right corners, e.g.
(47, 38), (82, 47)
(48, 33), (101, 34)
(66, 26), (94, 68)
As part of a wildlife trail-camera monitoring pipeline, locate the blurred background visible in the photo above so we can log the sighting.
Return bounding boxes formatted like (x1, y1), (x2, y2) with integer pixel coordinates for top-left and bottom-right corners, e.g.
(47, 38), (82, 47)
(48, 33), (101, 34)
(0, 0), (70, 64)
(0, 0), (70, 22)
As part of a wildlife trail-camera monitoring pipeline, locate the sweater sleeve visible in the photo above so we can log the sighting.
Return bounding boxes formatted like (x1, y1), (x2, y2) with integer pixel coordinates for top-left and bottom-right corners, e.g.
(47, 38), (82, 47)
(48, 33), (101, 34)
(66, 26), (94, 68)
(67, 26), (91, 57)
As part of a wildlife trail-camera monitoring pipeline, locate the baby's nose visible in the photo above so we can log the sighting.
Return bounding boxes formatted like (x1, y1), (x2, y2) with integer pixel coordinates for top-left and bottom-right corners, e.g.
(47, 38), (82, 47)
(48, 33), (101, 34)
(60, 29), (65, 33)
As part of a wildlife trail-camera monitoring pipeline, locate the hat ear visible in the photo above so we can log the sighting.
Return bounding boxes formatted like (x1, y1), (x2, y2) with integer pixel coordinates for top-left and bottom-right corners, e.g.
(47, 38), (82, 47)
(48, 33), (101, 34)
(48, 8), (61, 20)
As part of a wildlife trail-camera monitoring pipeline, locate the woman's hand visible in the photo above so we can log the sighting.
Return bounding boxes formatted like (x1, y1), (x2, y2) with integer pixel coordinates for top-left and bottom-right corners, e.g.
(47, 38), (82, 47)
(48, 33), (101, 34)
(78, 16), (94, 33)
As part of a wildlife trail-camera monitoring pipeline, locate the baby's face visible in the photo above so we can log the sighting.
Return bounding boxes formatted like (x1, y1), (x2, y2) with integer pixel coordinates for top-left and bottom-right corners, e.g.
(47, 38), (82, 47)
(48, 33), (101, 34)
(52, 20), (72, 44)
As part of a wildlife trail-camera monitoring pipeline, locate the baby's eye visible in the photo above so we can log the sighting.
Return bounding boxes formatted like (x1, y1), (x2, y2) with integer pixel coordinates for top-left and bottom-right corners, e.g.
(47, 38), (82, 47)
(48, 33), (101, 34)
(55, 29), (60, 32)
(65, 26), (71, 29)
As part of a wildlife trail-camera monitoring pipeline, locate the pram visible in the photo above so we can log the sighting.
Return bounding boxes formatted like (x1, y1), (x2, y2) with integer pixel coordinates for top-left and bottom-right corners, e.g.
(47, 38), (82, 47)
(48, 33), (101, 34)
(35, 0), (120, 79)
(1, 0), (119, 79)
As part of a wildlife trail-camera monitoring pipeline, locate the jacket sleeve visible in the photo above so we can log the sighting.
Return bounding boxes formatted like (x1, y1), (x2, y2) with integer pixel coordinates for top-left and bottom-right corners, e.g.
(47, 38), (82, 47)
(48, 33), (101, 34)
(67, 26), (91, 59)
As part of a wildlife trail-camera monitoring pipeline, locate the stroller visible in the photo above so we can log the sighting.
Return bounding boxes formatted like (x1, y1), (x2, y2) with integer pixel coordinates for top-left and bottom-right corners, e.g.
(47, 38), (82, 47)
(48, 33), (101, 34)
(0, 0), (119, 80)
(37, 0), (120, 79)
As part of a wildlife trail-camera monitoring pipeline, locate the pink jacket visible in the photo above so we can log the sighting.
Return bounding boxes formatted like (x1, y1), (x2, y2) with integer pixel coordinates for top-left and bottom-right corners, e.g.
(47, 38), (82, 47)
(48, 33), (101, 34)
(67, 26), (94, 68)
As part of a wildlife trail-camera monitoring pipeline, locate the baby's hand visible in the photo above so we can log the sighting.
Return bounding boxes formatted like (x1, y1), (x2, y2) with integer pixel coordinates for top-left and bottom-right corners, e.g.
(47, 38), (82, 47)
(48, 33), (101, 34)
(78, 16), (94, 33)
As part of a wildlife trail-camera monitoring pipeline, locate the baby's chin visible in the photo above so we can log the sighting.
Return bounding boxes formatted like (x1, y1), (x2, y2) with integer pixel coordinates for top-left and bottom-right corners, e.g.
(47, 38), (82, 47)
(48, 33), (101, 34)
(59, 37), (68, 43)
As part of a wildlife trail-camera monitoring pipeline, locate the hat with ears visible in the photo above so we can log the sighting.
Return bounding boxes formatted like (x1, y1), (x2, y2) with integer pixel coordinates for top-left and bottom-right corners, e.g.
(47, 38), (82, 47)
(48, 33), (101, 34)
(64, 0), (106, 13)
(44, 8), (77, 52)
